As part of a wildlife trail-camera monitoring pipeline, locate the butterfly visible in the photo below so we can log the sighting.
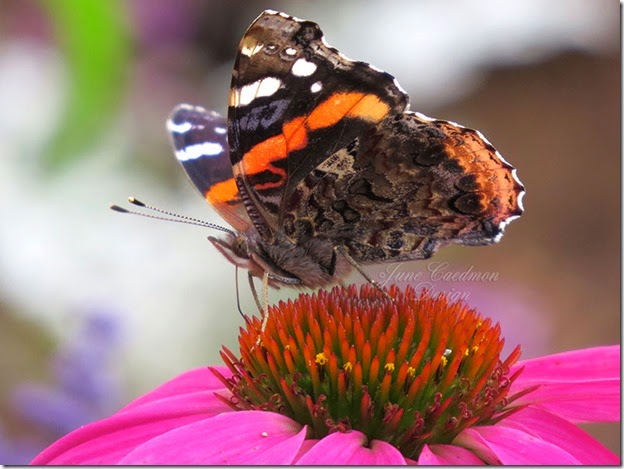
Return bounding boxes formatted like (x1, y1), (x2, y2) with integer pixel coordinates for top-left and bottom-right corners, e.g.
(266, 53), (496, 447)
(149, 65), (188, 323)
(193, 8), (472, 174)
(144, 10), (525, 301)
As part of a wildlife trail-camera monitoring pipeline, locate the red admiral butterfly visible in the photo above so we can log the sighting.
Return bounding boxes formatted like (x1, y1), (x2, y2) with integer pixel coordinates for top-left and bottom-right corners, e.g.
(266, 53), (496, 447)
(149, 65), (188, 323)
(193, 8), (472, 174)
(121, 10), (524, 298)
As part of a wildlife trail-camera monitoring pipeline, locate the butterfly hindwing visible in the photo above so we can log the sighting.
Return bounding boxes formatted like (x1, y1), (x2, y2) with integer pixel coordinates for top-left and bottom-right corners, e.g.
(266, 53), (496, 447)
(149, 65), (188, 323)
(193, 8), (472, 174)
(168, 104), (251, 232)
(283, 111), (524, 263)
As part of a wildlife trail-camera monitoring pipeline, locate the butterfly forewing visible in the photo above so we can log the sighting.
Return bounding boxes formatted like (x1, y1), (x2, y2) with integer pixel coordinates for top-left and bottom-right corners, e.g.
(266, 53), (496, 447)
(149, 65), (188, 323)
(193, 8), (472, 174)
(227, 11), (409, 239)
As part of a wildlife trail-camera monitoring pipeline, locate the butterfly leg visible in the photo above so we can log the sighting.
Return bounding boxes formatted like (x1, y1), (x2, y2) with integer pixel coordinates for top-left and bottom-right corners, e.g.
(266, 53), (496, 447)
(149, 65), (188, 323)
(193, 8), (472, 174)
(335, 246), (394, 301)
(248, 272), (264, 314)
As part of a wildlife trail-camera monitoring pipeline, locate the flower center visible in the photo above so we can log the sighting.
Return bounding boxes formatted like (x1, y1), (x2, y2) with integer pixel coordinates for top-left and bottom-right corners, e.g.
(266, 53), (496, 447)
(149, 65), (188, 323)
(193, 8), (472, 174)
(214, 284), (524, 459)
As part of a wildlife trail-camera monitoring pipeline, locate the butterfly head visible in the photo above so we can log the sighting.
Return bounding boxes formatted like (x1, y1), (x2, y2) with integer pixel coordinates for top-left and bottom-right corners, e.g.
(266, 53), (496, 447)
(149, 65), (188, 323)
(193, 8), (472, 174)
(207, 232), (253, 274)
(207, 230), (301, 288)
(209, 228), (357, 289)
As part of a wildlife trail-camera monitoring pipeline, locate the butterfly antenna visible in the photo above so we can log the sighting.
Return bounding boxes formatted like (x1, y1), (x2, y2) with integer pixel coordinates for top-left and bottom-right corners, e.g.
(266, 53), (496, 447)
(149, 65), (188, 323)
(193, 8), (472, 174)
(110, 197), (236, 236)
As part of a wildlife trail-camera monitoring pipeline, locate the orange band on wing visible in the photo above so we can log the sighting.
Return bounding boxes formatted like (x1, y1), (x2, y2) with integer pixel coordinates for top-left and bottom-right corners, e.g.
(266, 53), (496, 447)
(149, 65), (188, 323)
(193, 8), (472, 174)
(242, 135), (287, 173)
(307, 92), (390, 130)
(239, 92), (390, 188)
(242, 116), (308, 175)
(307, 92), (365, 130)
(206, 178), (240, 205)
(282, 116), (307, 149)
(347, 94), (390, 122)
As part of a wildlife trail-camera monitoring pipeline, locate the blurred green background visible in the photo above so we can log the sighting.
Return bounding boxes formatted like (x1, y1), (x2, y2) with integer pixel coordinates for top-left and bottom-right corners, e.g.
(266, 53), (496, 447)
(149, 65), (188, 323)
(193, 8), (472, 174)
(0, 0), (619, 460)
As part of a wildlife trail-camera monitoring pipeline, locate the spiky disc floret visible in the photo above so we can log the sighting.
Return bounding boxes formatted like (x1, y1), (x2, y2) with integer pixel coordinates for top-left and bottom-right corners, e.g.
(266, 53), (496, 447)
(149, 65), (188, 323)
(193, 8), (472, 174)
(213, 284), (525, 459)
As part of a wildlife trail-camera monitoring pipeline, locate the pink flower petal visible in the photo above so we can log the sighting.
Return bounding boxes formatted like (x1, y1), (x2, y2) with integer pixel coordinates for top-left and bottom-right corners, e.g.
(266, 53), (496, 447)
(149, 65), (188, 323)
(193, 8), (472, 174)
(118, 410), (307, 464)
(511, 345), (619, 422)
(295, 431), (406, 465)
(418, 444), (485, 465)
(513, 346), (619, 381)
(120, 366), (231, 412)
(294, 439), (318, 461)
(500, 406), (620, 464)
(456, 425), (582, 464)
(31, 384), (232, 464)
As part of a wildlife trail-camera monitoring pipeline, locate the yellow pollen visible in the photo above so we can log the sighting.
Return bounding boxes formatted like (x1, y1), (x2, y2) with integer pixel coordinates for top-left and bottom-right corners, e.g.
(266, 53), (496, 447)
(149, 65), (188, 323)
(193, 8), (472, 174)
(464, 348), (470, 357)
(384, 362), (395, 373)
(471, 345), (479, 354)
(440, 356), (448, 367)
(343, 362), (353, 372)
(407, 366), (416, 378)
(315, 352), (328, 365)
(284, 345), (290, 351)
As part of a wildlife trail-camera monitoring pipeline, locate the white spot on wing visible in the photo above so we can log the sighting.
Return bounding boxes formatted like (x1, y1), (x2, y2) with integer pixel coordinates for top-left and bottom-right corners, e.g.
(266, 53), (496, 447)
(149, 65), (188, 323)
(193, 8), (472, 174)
(310, 81), (323, 93)
(257, 77), (281, 97)
(236, 77), (281, 106)
(285, 47), (297, 56)
(167, 121), (193, 134)
(292, 58), (317, 77)
(241, 42), (264, 57)
(177, 142), (224, 161)
(235, 81), (258, 107)
(214, 126), (227, 134)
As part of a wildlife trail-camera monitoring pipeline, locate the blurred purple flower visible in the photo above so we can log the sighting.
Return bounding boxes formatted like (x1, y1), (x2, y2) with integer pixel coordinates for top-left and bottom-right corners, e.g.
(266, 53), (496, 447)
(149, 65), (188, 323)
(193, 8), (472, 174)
(0, 310), (124, 464)
(129, 0), (205, 47)
(0, 429), (42, 466)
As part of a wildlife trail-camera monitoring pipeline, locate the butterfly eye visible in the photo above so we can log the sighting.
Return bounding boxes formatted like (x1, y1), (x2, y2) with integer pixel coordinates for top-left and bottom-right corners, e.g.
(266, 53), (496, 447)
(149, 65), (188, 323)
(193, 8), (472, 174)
(233, 237), (250, 257)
